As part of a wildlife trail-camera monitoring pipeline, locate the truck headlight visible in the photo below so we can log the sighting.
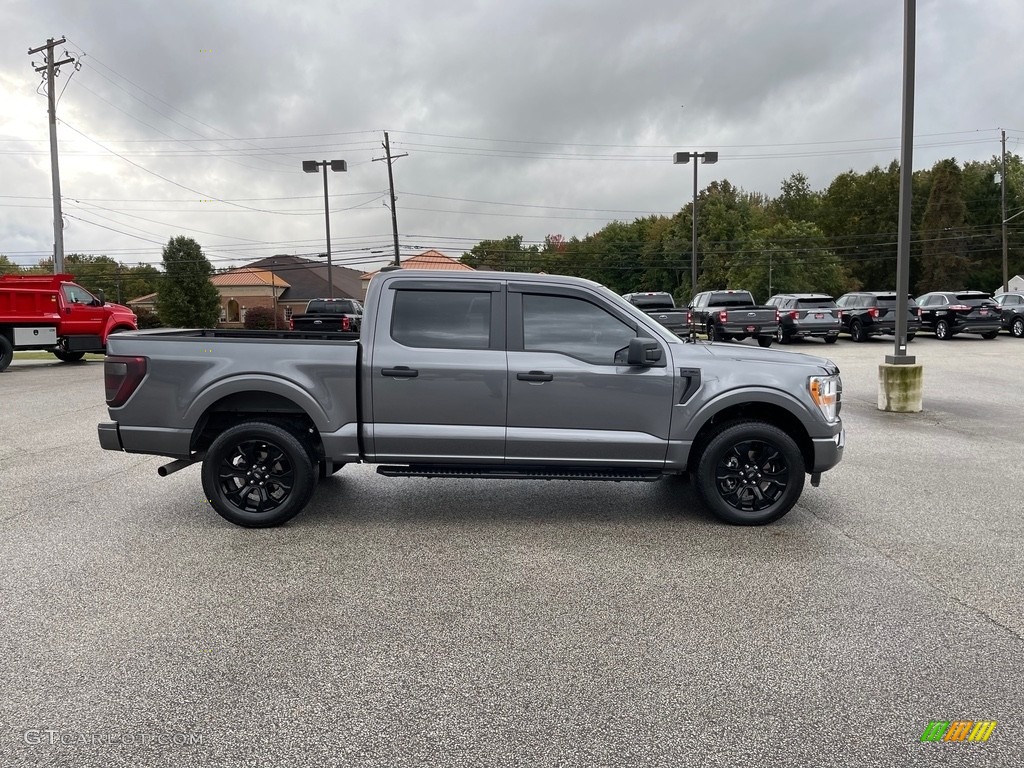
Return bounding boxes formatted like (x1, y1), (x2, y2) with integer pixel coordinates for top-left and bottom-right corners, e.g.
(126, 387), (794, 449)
(809, 374), (842, 423)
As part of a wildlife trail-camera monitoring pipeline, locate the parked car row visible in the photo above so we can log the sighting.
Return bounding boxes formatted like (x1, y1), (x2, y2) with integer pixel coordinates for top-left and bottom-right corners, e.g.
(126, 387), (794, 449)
(626, 287), (1024, 344)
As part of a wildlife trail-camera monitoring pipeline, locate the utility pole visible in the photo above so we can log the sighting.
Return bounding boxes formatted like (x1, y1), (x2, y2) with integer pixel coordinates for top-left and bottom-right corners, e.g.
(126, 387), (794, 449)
(1001, 129), (1008, 294)
(28, 37), (75, 275)
(373, 132), (407, 266)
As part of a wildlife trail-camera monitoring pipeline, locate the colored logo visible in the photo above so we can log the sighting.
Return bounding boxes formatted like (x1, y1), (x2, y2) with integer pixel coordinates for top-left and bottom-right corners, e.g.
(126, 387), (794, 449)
(920, 720), (997, 742)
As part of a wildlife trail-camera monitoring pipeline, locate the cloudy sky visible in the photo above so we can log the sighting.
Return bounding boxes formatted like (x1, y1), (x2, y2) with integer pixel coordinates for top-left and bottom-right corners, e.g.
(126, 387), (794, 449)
(3, 0), (1022, 273)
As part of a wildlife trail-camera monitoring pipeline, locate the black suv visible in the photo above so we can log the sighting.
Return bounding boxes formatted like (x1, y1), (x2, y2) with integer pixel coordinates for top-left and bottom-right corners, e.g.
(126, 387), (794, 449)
(834, 291), (921, 342)
(915, 291), (1001, 339)
(765, 293), (841, 344)
(995, 292), (1024, 338)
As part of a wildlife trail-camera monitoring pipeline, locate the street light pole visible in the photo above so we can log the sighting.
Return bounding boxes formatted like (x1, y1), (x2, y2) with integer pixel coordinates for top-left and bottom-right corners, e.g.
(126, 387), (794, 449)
(673, 151), (719, 294)
(302, 159), (347, 299)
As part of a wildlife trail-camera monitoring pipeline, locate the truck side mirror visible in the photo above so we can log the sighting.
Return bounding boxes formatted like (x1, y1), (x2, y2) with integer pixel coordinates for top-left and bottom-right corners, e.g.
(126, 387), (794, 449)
(95, 290), (105, 306)
(626, 337), (663, 366)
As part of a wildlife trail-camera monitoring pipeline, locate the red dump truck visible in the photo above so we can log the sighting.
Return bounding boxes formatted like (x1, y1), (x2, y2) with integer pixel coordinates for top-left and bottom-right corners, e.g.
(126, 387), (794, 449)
(0, 273), (138, 372)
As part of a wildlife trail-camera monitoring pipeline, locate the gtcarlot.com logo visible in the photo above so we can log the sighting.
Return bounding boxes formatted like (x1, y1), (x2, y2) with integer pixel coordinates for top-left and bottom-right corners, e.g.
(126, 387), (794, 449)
(920, 720), (997, 743)
(23, 729), (204, 747)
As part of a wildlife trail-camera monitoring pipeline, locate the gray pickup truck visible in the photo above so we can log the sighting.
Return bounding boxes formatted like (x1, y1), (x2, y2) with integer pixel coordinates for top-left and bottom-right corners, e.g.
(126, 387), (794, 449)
(688, 290), (780, 347)
(98, 270), (844, 528)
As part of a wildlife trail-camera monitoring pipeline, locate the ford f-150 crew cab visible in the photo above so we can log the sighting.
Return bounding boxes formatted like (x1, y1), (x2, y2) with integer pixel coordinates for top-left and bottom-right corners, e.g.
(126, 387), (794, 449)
(688, 290), (780, 347)
(288, 297), (363, 333)
(0, 273), (138, 372)
(98, 270), (844, 528)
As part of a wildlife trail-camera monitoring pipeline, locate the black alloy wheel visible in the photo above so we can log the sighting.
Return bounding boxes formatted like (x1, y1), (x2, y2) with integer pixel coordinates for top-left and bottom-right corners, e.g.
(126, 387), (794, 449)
(850, 320), (866, 342)
(201, 421), (316, 527)
(707, 324), (718, 342)
(935, 319), (951, 340)
(694, 421), (805, 525)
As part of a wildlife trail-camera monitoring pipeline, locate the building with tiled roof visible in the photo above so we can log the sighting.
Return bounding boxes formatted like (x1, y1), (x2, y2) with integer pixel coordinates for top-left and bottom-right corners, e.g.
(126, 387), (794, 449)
(359, 250), (473, 298)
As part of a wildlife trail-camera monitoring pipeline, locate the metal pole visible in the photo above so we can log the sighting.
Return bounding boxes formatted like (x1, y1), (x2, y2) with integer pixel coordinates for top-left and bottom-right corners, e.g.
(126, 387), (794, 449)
(46, 42), (65, 274)
(321, 163), (334, 299)
(1002, 129), (1008, 294)
(887, 0), (916, 365)
(692, 157), (698, 293)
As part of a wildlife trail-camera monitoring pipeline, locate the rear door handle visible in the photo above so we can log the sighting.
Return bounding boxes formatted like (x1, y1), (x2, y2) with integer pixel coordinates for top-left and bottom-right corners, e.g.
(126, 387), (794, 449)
(381, 366), (418, 378)
(517, 371), (553, 382)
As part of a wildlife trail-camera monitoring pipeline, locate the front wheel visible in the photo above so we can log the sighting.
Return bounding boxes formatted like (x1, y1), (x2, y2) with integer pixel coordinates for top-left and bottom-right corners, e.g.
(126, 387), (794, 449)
(694, 421), (805, 525)
(201, 421), (317, 527)
(935, 319), (951, 340)
(1012, 317), (1024, 338)
(757, 336), (772, 348)
(53, 349), (86, 363)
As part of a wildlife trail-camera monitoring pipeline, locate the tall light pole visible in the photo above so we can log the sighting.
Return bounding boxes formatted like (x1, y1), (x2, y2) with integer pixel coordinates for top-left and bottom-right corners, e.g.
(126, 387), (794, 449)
(673, 151), (718, 294)
(302, 159), (347, 298)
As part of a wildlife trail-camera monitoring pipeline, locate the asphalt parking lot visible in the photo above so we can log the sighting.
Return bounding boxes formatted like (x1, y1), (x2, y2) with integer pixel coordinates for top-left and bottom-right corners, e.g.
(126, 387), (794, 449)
(1, 334), (1022, 767)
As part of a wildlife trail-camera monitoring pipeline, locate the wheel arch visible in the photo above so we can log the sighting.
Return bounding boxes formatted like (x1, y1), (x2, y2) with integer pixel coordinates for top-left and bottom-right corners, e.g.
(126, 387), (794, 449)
(687, 399), (814, 473)
(186, 384), (327, 459)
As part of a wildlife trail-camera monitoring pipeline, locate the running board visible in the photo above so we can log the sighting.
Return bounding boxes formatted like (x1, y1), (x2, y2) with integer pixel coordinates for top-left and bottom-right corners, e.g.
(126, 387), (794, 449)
(376, 464), (662, 482)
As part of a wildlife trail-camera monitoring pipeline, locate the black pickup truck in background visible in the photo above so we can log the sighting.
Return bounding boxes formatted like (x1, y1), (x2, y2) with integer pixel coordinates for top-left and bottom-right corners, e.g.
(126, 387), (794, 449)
(688, 290), (780, 347)
(289, 298), (363, 333)
(621, 291), (689, 336)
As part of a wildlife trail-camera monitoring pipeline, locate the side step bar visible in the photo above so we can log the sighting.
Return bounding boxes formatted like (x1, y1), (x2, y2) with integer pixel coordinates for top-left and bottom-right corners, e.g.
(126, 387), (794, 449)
(376, 464), (662, 482)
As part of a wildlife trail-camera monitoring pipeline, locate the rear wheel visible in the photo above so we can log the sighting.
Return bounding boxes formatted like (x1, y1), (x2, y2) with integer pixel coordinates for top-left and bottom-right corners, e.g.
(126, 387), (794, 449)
(935, 319), (951, 340)
(706, 324), (718, 342)
(776, 327), (788, 344)
(201, 421), (317, 527)
(694, 421), (805, 525)
(1012, 317), (1024, 338)
(757, 336), (772, 348)
(52, 349), (86, 363)
(850, 320), (866, 342)
(906, 333), (915, 342)
(981, 330), (999, 339)
(824, 335), (838, 344)
(0, 335), (13, 372)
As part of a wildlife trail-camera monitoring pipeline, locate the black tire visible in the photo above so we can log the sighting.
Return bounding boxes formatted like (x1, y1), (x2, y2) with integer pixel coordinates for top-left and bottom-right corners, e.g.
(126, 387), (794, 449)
(0, 335), (13, 372)
(706, 324), (718, 342)
(201, 421), (317, 527)
(824, 335), (838, 344)
(906, 333), (915, 342)
(757, 336), (772, 348)
(935, 319), (950, 340)
(53, 349), (86, 363)
(981, 330), (999, 340)
(694, 421), (805, 525)
(776, 327), (788, 344)
(850, 320), (866, 343)
(1012, 317), (1024, 338)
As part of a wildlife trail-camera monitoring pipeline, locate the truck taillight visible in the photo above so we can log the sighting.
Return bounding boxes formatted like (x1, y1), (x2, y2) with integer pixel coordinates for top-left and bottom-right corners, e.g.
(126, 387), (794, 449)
(104, 356), (147, 407)
(718, 310), (728, 323)
(342, 316), (350, 331)
(686, 310), (692, 325)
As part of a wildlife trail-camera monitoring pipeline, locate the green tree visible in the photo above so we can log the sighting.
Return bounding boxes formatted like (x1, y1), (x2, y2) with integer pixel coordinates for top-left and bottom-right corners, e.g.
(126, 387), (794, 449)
(0, 255), (22, 275)
(460, 235), (540, 271)
(917, 159), (970, 292)
(155, 236), (221, 328)
(242, 306), (281, 330)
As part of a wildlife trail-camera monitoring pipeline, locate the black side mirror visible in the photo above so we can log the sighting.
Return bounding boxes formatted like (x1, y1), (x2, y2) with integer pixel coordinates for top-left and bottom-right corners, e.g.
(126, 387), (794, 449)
(94, 290), (105, 306)
(626, 337), (663, 366)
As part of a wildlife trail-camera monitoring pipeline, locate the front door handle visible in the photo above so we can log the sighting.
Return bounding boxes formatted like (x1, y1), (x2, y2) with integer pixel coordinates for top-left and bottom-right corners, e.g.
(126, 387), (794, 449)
(517, 371), (553, 382)
(381, 366), (418, 378)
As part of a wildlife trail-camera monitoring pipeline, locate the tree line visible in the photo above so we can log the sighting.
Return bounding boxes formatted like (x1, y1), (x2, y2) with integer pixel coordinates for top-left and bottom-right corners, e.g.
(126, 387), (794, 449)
(460, 156), (1024, 302)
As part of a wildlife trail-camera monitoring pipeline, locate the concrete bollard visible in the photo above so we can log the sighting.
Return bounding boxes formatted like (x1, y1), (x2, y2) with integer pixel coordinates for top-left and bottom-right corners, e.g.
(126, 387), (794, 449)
(877, 363), (923, 412)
